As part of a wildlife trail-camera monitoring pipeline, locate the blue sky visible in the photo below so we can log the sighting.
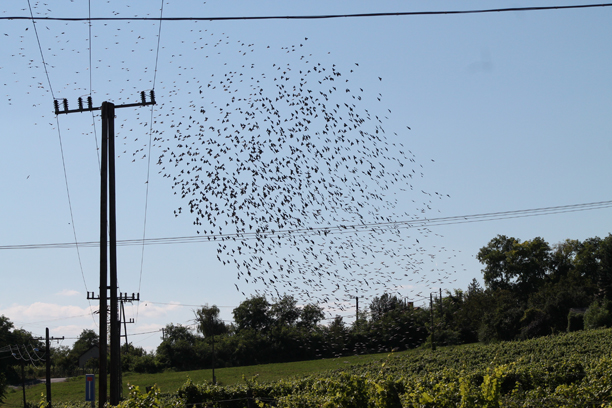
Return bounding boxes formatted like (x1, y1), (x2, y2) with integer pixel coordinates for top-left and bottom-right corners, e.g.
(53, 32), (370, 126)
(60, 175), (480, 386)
(0, 0), (611, 351)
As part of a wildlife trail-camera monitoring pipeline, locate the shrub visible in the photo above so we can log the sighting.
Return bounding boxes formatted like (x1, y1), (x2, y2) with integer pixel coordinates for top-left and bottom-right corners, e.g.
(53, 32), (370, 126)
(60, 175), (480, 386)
(584, 299), (612, 329)
(567, 310), (584, 332)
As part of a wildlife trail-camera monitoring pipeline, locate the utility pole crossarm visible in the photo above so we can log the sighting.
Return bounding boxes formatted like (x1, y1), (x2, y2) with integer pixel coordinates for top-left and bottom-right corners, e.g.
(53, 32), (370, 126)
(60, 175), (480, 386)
(53, 90), (155, 115)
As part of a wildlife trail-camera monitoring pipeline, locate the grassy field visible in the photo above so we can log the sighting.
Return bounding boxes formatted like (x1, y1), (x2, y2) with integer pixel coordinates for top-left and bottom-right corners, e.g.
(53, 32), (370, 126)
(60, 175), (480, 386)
(1, 350), (399, 407)
(4, 329), (612, 407)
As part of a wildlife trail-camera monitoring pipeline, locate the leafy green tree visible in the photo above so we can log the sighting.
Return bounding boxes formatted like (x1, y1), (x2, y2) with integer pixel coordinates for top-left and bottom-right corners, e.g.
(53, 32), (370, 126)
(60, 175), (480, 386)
(271, 295), (301, 327)
(71, 329), (99, 356)
(450, 279), (492, 343)
(232, 295), (272, 332)
(549, 239), (581, 282)
(597, 234), (612, 298)
(121, 343), (158, 373)
(194, 305), (228, 338)
(298, 303), (325, 329)
(360, 294), (428, 352)
(584, 299), (612, 329)
(478, 289), (524, 342)
(369, 293), (406, 322)
(0, 315), (13, 403)
(156, 324), (202, 371)
(526, 275), (594, 336)
(573, 237), (603, 281)
(478, 235), (551, 297)
(0, 316), (41, 386)
(50, 345), (72, 376)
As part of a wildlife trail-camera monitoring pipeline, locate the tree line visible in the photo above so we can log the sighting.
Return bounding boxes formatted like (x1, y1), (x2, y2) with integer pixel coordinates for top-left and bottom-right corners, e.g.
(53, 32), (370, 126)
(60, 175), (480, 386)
(1, 233), (611, 394)
(116, 232), (612, 373)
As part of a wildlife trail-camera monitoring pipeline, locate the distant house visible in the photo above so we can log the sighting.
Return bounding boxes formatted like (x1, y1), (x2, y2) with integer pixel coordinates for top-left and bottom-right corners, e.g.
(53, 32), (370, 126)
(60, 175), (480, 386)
(78, 345), (100, 369)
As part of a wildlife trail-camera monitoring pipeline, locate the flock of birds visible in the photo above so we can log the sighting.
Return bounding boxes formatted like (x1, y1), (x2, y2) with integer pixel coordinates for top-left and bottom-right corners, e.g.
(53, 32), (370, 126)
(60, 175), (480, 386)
(148, 37), (461, 308)
(3, 1), (464, 312)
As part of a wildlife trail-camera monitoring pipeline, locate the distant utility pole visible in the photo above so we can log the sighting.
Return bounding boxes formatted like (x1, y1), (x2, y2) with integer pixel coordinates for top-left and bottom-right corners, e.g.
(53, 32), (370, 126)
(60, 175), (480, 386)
(119, 293), (138, 399)
(34, 328), (65, 408)
(120, 293), (138, 349)
(55, 92), (155, 406)
(430, 293), (436, 351)
(355, 296), (359, 322)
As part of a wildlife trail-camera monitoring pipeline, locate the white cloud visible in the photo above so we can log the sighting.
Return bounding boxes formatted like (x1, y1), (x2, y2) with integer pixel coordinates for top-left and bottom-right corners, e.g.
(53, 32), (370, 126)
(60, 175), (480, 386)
(136, 301), (182, 318)
(0, 302), (96, 325)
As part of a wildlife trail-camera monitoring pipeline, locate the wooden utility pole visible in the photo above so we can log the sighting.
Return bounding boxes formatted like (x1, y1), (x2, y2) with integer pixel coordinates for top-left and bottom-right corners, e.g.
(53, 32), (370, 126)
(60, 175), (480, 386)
(55, 92), (154, 406)
(43, 328), (64, 408)
(45, 328), (51, 408)
(20, 358), (26, 408)
(430, 293), (436, 351)
(212, 334), (216, 385)
(33, 330), (64, 408)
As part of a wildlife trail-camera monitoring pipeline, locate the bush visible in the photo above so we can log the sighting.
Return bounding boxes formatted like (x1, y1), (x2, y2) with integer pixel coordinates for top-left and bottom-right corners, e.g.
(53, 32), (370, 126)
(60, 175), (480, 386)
(519, 308), (551, 339)
(584, 299), (612, 329)
(133, 355), (162, 374)
(567, 310), (584, 332)
(0, 372), (6, 405)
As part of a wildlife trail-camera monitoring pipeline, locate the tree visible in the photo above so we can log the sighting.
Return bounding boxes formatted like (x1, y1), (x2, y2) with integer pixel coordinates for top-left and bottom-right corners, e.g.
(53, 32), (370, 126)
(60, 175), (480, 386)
(71, 329), (99, 357)
(156, 324), (201, 371)
(298, 303), (325, 329)
(597, 234), (612, 298)
(451, 279), (491, 343)
(271, 295), (301, 327)
(194, 304), (228, 383)
(0, 316), (40, 386)
(194, 305), (228, 338)
(478, 235), (551, 297)
(584, 299), (612, 329)
(232, 295), (272, 332)
(478, 289), (524, 342)
(549, 239), (581, 282)
(369, 293), (406, 322)
(0, 315), (13, 403)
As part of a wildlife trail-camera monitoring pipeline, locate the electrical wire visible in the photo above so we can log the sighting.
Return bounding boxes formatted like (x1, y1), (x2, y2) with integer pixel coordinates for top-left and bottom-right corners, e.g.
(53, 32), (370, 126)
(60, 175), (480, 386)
(88, 0), (101, 171)
(26, 0), (93, 326)
(83, 0), (98, 327)
(137, 0), (165, 324)
(1, 200), (610, 250)
(4, 3), (612, 22)
(145, 301), (235, 308)
(13, 345), (27, 361)
(22, 346), (40, 367)
(9, 313), (95, 326)
(28, 344), (45, 362)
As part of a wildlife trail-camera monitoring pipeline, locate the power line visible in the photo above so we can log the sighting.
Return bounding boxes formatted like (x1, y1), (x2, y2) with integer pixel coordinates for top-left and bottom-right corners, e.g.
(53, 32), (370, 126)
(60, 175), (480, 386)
(137, 0), (165, 324)
(26, 0), (94, 325)
(145, 301), (235, 308)
(0, 200), (610, 251)
(88, 0), (101, 171)
(3, 3), (612, 22)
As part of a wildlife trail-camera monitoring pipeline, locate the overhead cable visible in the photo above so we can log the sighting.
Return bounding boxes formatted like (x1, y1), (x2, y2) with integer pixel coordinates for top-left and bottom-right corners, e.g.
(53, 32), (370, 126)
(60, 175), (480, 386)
(0, 200), (610, 250)
(137, 0), (165, 324)
(2, 4), (612, 22)
(26, 0), (92, 317)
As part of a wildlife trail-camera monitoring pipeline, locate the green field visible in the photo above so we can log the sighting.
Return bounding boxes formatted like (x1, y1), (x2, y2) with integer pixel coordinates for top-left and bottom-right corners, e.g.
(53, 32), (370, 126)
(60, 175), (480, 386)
(4, 328), (612, 407)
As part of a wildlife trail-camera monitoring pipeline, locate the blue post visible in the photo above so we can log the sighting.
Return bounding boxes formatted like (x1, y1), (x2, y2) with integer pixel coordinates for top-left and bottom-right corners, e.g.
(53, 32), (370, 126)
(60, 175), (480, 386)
(85, 374), (95, 408)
